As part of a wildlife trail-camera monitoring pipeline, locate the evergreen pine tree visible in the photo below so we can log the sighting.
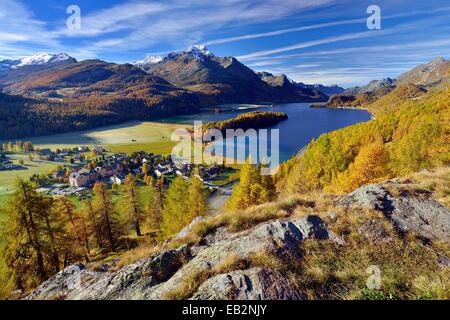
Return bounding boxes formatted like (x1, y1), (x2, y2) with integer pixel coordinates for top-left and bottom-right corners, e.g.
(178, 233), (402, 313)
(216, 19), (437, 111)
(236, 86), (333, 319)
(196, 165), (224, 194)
(337, 141), (390, 193)
(82, 199), (102, 249)
(144, 182), (163, 238)
(227, 159), (265, 210)
(260, 171), (276, 203)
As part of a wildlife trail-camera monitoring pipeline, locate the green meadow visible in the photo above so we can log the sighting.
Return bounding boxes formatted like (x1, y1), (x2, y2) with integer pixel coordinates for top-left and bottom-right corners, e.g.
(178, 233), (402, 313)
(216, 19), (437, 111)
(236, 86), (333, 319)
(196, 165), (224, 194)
(0, 153), (64, 205)
(67, 181), (155, 210)
(10, 121), (188, 154)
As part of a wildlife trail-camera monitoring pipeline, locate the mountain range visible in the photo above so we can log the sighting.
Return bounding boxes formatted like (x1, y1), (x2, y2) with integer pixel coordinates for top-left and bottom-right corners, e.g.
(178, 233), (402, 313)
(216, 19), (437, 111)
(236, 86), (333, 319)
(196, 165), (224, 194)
(325, 57), (450, 108)
(134, 45), (329, 104)
(0, 47), (338, 139)
(0, 53), (75, 72)
(0, 47), (335, 102)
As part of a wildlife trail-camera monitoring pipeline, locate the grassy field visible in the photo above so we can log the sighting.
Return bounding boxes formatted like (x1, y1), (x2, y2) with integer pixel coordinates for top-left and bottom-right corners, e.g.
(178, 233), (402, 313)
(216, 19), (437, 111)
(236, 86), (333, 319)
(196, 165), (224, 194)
(67, 182), (155, 210)
(12, 121), (188, 155)
(0, 153), (64, 205)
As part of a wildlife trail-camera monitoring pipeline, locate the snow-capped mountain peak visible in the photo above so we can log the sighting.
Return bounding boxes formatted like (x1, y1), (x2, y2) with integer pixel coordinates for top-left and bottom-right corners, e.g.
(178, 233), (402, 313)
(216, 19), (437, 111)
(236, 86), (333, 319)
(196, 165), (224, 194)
(16, 52), (74, 67)
(134, 46), (214, 67)
(133, 55), (163, 67)
(185, 45), (214, 60)
(0, 52), (75, 74)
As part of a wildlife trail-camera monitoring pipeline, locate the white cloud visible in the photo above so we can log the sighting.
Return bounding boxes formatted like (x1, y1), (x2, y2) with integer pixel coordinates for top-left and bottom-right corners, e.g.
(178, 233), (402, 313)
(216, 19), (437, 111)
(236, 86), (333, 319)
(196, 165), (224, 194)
(243, 36), (450, 63)
(203, 5), (450, 46)
(204, 18), (366, 46)
(237, 30), (388, 61)
(236, 16), (444, 62)
(54, 2), (172, 37)
(80, 0), (338, 52)
(0, 0), (57, 47)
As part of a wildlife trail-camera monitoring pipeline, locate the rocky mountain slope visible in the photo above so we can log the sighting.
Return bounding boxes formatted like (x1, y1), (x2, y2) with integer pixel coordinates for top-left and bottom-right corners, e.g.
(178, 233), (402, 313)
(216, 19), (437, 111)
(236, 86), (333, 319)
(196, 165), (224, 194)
(295, 82), (345, 96)
(396, 57), (450, 87)
(0, 53), (77, 90)
(136, 46), (327, 104)
(257, 71), (328, 101)
(27, 171), (450, 300)
(344, 77), (396, 95)
(324, 57), (449, 108)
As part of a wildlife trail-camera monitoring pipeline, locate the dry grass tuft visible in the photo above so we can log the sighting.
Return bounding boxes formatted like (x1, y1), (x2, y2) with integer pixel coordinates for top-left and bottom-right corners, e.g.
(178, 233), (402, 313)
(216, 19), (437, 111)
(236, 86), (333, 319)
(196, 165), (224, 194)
(166, 196), (307, 250)
(212, 253), (250, 274)
(164, 270), (210, 300)
(114, 240), (160, 269)
(248, 250), (284, 271)
(116, 168), (450, 300)
(164, 252), (283, 300)
(402, 167), (450, 207)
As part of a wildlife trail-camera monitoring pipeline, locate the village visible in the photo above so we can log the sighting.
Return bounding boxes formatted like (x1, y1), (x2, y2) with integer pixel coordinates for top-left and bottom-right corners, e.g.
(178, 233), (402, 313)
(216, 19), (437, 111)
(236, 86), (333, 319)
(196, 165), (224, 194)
(0, 143), (232, 200)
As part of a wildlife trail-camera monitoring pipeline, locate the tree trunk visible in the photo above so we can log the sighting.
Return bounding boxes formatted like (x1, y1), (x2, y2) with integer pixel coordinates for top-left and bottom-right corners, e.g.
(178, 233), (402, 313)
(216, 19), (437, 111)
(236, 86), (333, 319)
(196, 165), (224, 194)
(101, 191), (115, 252)
(20, 182), (47, 281)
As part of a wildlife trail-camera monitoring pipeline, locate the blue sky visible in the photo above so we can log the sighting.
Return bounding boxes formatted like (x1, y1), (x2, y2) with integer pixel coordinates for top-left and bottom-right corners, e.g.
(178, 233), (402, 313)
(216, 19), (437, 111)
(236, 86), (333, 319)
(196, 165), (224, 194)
(0, 0), (449, 87)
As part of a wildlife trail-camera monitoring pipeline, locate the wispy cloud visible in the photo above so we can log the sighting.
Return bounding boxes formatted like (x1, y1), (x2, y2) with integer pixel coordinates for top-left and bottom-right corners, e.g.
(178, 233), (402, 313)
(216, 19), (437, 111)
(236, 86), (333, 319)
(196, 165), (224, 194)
(0, 0), (58, 53)
(236, 29), (388, 61)
(54, 2), (173, 37)
(1, 0), (448, 87)
(204, 18), (367, 46)
(80, 0), (337, 52)
(203, 6), (450, 46)
(236, 15), (446, 62)
(246, 37), (450, 62)
(1, 0), (337, 59)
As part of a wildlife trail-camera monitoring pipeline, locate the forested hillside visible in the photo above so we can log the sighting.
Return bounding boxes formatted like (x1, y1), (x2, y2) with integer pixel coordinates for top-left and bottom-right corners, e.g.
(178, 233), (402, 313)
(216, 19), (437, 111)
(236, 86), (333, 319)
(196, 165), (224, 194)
(0, 61), (208, 139)
(278, 86), (449, 194)
(0, 173), (210, 297)
(324, 57), (449, 109)
(203, 111), (288, 134)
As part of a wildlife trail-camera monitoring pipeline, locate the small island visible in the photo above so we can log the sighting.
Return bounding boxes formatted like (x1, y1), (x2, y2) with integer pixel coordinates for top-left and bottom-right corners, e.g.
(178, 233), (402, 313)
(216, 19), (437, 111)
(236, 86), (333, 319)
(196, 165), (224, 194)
(203, 111), (288, 134)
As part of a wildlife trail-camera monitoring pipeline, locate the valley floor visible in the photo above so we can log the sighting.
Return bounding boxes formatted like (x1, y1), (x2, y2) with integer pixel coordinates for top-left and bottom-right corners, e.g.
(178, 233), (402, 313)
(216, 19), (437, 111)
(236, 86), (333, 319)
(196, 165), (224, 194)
(12, 121), (187, 155)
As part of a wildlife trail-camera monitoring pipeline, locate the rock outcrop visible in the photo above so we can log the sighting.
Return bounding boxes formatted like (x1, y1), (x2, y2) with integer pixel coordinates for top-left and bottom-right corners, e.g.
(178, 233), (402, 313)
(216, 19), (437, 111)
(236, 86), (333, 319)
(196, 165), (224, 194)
(27, 215), (330, 300)
(27, 245), (191, 300)
(191, 267), (304, 300)
(338, 183), (450, 243)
